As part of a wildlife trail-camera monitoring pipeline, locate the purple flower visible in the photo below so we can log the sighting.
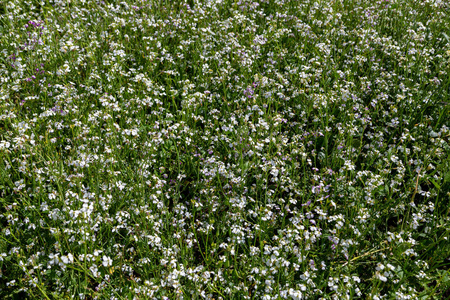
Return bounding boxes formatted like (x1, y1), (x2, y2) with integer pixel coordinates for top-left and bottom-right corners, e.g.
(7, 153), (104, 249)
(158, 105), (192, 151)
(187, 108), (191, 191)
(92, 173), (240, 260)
(302, 200), (311, 207)
(243, 87), (254, 99)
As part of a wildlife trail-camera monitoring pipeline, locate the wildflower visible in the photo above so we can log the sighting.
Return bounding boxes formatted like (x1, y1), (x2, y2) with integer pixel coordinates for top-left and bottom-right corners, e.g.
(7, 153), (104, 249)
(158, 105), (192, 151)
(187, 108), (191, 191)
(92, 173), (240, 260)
(102, 256), (113, 267)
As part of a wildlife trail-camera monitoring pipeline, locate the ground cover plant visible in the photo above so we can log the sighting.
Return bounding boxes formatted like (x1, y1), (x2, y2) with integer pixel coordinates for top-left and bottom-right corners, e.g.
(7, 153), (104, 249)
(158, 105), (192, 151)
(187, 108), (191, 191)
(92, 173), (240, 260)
(0, 0), (450, 299)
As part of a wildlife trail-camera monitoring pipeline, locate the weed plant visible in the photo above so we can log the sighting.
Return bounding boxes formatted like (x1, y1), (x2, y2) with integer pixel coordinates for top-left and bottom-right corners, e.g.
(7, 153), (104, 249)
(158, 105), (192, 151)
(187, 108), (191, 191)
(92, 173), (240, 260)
(0, 0), (450, 299)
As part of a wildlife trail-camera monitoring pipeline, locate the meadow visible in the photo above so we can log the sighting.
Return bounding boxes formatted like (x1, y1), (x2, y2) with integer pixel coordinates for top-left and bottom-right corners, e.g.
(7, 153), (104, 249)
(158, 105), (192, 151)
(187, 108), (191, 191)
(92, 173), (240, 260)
(0, 0), (450, 299)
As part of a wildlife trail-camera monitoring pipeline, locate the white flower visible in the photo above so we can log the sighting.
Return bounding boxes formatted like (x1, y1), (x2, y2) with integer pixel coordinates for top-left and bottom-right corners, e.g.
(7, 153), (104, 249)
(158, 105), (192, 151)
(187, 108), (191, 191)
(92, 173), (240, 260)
(102, 255), (112, 267)
(288, 288), (303, 300)
(6, 280), (16, 287)
(61, 253), (74, 264)
(116, 181), (126, 191)
(343, 160), (355, 171)
(376, 272), (388, 282)
(0, 141), (10, 150)
(90, 264), (99, 278)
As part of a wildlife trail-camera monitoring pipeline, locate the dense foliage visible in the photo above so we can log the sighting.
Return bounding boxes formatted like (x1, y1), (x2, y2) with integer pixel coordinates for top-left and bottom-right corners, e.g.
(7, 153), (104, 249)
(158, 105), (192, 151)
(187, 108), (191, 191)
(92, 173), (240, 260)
(0, 0), (449, 299)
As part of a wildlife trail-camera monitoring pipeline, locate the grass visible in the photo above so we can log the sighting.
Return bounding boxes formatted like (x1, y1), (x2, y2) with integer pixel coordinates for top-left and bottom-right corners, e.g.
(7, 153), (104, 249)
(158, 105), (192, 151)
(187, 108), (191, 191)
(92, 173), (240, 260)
(0, 0), (450, 299)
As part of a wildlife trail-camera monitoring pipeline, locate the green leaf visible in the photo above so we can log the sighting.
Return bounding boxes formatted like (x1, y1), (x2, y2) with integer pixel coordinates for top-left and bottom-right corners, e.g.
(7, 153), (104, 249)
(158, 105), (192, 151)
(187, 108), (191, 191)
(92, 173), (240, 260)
(445, 172), (450, 183)
(430, 178), (441, 189)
